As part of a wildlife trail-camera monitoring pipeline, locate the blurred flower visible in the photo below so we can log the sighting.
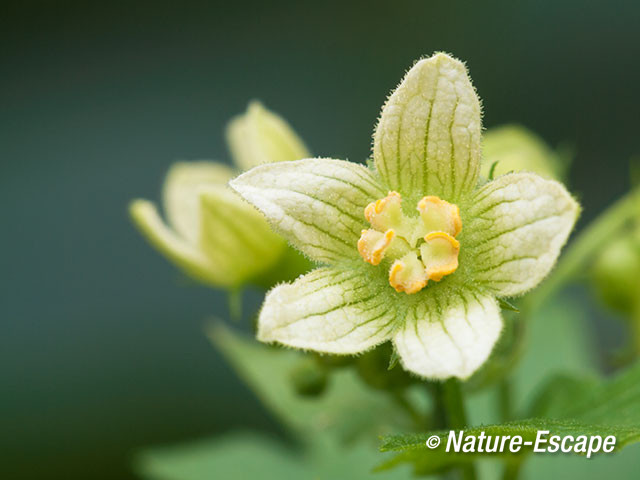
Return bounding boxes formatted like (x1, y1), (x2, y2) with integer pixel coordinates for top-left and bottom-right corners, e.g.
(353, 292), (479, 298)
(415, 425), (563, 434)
(481, 125), (568, 181)
(129, 102), (310, 289)
(231, 53), (579, 380)
(593, 226), (640, 315)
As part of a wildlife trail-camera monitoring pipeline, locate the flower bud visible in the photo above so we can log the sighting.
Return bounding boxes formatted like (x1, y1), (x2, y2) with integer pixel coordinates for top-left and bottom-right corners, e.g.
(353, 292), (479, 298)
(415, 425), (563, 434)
(592, 229), (640, 315)
(289, 357), (327, 397)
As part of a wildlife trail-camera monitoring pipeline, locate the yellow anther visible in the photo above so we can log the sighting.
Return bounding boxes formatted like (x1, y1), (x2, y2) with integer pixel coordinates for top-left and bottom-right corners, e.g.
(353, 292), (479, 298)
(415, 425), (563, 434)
(364, 191), (403, 231)
(357, 229), (395, 265)
(389, 252), (428, 294)
(420, 232), (460, 282)
(359, 193), (462, 294)
(417, 196), (462, 237)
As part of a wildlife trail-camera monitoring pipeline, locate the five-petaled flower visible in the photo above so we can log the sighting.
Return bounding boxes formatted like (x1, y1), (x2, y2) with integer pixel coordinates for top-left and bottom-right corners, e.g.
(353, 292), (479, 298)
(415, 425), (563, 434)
(231, 53), (579, 379)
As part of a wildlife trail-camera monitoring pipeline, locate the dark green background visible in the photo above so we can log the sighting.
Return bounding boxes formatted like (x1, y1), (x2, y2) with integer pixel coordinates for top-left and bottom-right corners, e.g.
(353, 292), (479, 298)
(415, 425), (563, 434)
(2, 1), (639, 478)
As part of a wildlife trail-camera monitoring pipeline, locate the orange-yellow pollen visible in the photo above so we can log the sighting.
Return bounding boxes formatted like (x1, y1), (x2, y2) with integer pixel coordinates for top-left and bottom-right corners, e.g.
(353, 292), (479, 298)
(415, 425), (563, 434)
(421, 232), (460, 282)
(357, 192), (462, 294)
(357, 229), (395, 265)
(417, 196), (462, 237)
(389, 255), (427, 294)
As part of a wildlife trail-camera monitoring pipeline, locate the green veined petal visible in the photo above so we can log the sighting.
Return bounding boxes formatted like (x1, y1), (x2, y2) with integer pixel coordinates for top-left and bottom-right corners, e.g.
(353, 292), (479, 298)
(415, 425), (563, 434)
(230, 158), (386, 264)
(393, 291), (502, 379)
(464, 173), (579, 296)
(258, 267), (397, 354)
(374, 52), (482, 203)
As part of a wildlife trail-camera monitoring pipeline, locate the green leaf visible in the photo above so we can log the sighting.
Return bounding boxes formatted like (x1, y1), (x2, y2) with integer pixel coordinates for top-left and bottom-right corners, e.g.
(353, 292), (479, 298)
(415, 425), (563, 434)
(136, 432), (412, 480)
(512, 297), (597, 416)
(527, 373), (599, 419)
(523, 443), (640, 479)
(487, 160), (499, 181)
(136, 432), (306, 480)
(379, 361), (640, 475)
(388, 348), (400, 371)
(379, 419), (638, 475)
(498, 298), (520, 313)
(207, 323), (413, 442)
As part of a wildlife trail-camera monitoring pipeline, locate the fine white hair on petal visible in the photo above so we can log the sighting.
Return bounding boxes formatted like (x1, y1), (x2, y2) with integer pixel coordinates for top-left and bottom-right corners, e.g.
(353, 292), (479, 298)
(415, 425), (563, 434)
(463, 172), (579, 297)
(258, 267), (397, 354)
(393, 291), (502, 379)
(230, 158), (386, 264)
(373, 52), (482, 203)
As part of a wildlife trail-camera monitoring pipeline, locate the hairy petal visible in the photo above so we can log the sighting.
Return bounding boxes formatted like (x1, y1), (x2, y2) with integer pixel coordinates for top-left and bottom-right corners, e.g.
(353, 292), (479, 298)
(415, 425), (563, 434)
(258, 267), (397, 353)
(230, 158), (386, 264)
(393, 291), (502, 379)
(226, 101), (310, 171)
(163, 161), (234, 244)
(464, 173), (579, 296)
(374, 52), (482, 203)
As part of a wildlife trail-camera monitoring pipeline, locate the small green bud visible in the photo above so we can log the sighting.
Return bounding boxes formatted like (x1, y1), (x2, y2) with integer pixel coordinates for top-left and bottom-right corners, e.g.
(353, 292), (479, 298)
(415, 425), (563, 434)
(481, 125), (566, 181)
(593, 230), (640, 315)
(356, 344), (415, 391)
(226, 101), (310, 171)
(289, 357), (327, 397)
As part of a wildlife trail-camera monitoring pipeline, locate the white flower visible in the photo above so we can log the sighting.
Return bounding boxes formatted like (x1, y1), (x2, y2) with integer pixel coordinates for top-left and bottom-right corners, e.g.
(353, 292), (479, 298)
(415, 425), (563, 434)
(130, 102), (309, 288)
(231, 53), (579, 379)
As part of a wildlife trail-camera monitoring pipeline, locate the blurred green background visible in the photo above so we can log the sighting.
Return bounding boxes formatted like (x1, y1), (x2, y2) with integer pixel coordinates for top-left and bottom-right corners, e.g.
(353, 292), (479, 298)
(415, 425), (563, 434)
(2, 1), (639, 478)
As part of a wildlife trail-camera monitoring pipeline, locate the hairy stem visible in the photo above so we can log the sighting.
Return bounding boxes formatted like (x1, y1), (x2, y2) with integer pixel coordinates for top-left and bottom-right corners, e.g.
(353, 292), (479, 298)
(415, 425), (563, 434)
(442, 379), (477, 480)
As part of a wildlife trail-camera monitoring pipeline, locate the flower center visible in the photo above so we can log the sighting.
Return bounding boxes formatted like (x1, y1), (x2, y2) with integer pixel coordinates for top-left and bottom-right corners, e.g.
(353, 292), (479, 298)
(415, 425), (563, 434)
(357, 192), (461, 294)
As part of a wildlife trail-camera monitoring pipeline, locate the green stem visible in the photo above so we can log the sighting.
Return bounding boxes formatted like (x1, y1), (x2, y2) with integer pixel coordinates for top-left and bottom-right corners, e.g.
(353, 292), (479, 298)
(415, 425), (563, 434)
(498, 378), (512, 422)
(524, 187), (640, 312)
(228, 288), (243, 322)
(442, 379), (477, 480)
(631, 300), (640, 357)
(431, 382), (447, 430)
(502, 461), (523, 480)
(442, 379), (469, 429)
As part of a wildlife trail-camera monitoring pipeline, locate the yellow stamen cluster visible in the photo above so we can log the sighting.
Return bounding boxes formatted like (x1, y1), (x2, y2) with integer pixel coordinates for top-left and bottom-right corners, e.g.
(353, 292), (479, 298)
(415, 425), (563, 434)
(357, 192), (462, 294)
